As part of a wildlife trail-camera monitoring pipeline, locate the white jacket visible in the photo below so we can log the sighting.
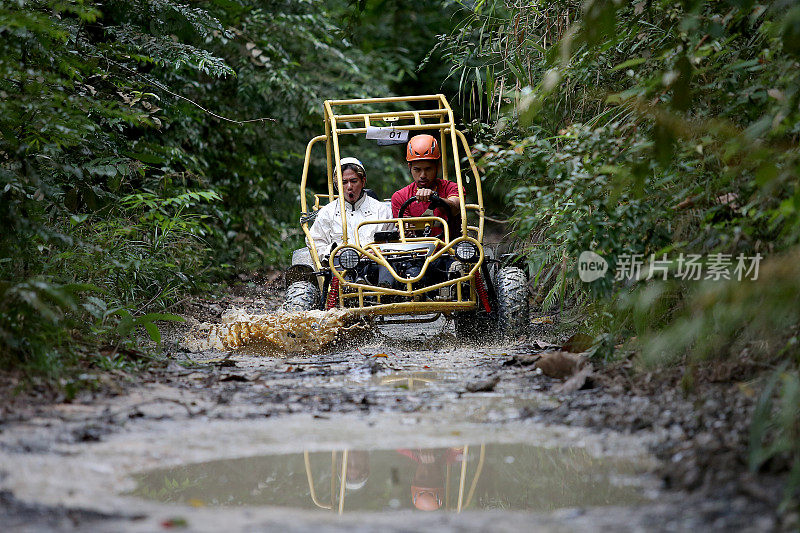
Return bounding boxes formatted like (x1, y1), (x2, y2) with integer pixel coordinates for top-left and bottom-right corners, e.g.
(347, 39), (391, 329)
(308, 194), (394, 256)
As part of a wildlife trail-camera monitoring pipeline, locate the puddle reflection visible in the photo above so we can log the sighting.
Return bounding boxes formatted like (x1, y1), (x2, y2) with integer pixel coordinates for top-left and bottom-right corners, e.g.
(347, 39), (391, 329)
(131, 443), (651, 513)
(376, 371), (441, 391)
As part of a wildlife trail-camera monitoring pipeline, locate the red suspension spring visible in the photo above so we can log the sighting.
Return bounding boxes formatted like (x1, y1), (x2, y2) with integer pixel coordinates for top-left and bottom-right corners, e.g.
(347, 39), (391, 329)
(475, 272), (492, 313)
(325, 276), (340, 310)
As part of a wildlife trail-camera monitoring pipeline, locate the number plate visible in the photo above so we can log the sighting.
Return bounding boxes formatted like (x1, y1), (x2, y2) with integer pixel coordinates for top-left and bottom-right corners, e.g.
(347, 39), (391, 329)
(365, 126), (408, 142)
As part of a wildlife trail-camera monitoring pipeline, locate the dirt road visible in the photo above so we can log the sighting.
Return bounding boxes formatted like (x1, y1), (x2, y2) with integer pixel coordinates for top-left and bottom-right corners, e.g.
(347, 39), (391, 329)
(0, 286), (785, 531)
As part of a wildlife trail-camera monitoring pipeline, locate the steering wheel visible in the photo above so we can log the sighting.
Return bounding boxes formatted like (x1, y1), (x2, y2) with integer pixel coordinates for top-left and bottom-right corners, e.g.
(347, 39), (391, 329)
(397, 192), (443, 218)
(397, 192), (445, 238)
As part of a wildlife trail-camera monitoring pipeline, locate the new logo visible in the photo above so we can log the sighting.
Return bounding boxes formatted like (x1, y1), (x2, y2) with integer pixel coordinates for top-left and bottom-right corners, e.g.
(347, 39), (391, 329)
(578, 251), (608, 282)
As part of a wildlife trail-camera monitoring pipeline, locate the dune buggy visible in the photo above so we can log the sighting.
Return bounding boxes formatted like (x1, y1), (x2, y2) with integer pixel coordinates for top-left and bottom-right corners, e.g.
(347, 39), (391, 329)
(283, 95), (529, 338)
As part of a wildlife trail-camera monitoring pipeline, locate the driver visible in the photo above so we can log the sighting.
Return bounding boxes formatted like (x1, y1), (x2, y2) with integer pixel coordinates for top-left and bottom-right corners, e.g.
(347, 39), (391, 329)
(396, 447), (465, 511)
(308, 157), (393, 259)
(391, 134), (463, 238)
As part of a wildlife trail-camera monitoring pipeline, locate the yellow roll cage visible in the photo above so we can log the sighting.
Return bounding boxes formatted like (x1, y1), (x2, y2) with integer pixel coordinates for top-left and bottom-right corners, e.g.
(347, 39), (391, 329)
(298, 95), (487, 315)
(303, 444), (486, 514)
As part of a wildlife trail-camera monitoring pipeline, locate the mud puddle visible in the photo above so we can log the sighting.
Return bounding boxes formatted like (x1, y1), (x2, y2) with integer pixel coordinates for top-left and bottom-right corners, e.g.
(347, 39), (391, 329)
(372, 370), (444, 390)
(0, 285), (782, 531)
(338, 368), (455, 390)
(130, 442), (653, 514)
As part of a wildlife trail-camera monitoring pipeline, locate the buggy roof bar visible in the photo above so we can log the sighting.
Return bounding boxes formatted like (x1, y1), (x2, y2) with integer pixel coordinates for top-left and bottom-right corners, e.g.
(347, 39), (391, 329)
(298, 94), (485, 272)
(322, 95), (469, 243)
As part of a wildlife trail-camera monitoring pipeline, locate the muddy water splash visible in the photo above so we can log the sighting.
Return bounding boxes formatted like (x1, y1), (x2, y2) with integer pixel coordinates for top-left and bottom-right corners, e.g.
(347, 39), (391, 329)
(182, 308), (365, 355)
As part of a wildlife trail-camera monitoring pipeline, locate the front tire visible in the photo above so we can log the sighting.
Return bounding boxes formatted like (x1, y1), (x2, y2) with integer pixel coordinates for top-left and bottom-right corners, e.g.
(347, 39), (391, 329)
(283, 281), (321, 312)
(495, 266), (529, 338)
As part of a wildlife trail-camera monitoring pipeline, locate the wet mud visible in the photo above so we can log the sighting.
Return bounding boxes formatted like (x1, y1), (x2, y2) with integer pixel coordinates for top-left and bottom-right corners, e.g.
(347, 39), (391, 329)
(0, 284), (788, 531)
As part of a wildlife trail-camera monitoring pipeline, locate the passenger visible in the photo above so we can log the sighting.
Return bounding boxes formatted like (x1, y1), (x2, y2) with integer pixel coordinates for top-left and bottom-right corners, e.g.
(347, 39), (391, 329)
(308, 157), (393, 260)
(340, 450), (370, 492)
(391, 134), (463, 239)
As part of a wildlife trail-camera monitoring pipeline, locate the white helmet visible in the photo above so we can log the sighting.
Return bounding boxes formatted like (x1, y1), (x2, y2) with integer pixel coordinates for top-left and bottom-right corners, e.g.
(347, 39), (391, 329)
(339, 157), (366, 178)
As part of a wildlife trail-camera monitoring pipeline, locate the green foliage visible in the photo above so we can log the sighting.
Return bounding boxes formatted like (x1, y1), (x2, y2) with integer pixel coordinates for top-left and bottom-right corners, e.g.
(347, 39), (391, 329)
(478, 122), (672, 301)
(0, 279), (91, 376)
(615, 249), (798, 367)
(107, 308), (185, 345)
(442, 0), (800, 509)
(443, 0), (800, 342)
(0, 276), (183, 374)
(750, 363), (800, 512)
(0, 0), (459, 381)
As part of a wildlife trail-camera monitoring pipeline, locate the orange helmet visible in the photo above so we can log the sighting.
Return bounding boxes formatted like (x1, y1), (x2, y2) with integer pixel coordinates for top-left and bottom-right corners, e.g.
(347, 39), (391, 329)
(410, 486), (443, 511)
(406, 134), (441, 162)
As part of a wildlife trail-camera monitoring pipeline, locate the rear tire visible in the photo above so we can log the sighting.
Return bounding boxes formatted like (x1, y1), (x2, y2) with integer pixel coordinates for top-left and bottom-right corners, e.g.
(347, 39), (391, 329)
(495, 266), (529, 338)
(283, 281), (321, 312)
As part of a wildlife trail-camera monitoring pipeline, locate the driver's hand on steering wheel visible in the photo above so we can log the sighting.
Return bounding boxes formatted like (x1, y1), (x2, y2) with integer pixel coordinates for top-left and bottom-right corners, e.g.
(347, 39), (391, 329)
(415, 188), (435, 203)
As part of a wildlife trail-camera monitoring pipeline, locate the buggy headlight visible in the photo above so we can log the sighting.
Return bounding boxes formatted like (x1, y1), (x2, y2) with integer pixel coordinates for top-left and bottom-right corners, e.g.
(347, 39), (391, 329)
(337, 247), (360, 270)
(454, 241), (479, 263)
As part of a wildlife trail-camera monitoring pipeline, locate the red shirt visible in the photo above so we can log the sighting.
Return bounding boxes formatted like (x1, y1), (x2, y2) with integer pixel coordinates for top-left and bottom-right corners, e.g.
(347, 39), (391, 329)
(391, 179), (462, 238)
(396, 448), (464, 465)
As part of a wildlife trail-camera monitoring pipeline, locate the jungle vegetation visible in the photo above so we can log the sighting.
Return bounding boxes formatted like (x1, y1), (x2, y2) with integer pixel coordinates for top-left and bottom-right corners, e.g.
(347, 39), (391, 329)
(441, 0), (800, 509)
(1, 0), (798, 511)
(0, 0), (458, 377)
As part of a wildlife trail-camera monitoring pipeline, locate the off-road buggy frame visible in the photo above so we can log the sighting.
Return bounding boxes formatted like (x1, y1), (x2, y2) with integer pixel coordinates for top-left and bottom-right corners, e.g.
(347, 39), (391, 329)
(284, 95), (528, 338)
